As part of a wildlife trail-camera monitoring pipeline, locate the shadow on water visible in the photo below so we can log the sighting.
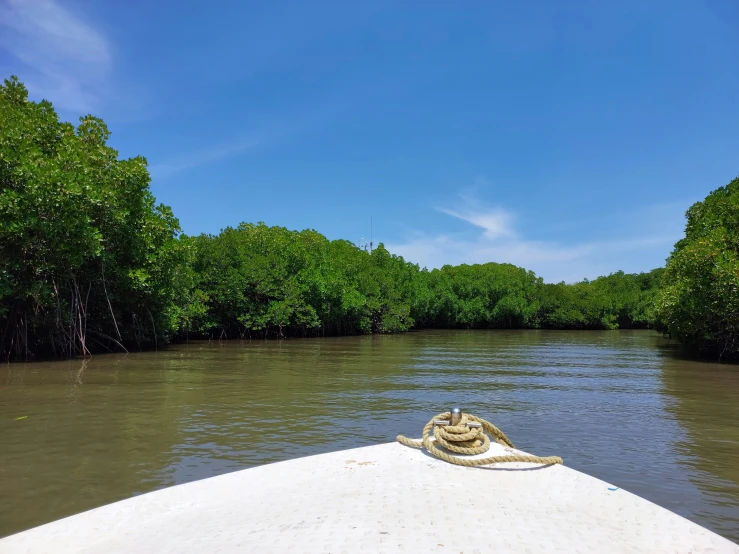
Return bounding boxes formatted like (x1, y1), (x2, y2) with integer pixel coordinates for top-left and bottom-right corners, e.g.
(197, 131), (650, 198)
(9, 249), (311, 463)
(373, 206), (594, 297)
(0, 330), (738, 543)
(656, 341), (739, 541)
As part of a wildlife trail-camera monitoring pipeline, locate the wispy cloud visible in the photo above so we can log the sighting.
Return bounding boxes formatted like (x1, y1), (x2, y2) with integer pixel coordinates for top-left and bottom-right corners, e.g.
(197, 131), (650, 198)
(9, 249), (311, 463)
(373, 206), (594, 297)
(387, 193), (683, 283)
(145, 65), (425, 180)
(148, 140), (259, 179)
(438, 206), (516, 240)
(146, 79), (369, 180)
(0, 0), (109, 112)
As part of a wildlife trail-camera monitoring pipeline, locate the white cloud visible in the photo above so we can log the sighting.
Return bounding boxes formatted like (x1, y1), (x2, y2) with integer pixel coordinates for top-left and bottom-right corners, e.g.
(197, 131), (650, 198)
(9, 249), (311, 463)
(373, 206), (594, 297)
(387, 195), (684, 283)
(0, 0), (110, 112)
(148, 140), (258, 179)
(438, 206), (515, 240)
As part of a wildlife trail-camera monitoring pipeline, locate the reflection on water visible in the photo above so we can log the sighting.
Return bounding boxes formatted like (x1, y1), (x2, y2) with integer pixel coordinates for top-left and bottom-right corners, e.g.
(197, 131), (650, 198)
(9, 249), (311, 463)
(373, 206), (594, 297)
(659, 349), (739, 540)
(1, 330), (737, 542)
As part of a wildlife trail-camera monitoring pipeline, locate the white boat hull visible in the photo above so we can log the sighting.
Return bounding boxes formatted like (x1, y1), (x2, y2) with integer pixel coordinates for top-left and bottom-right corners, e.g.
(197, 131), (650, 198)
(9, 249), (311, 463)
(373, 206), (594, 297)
(2, 440), (737, 553)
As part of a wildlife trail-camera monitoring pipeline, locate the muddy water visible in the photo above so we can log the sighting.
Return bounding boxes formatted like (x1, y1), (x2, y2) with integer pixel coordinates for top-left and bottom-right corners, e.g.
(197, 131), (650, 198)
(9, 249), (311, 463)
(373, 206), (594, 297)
(1, 330), (738, 542)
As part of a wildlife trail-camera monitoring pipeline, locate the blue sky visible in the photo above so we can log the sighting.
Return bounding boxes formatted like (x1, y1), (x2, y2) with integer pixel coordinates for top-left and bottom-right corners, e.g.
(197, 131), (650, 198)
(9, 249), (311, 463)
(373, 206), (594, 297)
(1, 0), (738, 282)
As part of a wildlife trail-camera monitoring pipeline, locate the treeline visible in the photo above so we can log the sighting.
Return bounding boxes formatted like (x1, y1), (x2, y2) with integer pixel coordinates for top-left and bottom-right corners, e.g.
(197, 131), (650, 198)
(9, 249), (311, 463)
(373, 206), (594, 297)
(184, 225), (664, 340)
(656, 176), (739, 360)
(1, 77), (187, 360)
(1, 77), (737, 360)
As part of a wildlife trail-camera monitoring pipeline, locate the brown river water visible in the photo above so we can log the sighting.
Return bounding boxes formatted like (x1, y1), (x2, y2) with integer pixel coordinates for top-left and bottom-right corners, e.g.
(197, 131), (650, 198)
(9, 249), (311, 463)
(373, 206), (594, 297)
(1, 330), (738, 542)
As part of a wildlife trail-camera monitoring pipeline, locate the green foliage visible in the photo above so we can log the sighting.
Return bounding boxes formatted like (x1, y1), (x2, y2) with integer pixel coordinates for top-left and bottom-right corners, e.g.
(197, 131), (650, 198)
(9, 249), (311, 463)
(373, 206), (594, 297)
(181, 225), (664, 339)
(419, 263), (541, 328)
(0, 76), (185, 359)
(536, 270), (664, 330)
(413, 265), (662, 331)
(0, 75), (677, 361)
(188, 224), (421, 338)
(656, 177), (739, 360)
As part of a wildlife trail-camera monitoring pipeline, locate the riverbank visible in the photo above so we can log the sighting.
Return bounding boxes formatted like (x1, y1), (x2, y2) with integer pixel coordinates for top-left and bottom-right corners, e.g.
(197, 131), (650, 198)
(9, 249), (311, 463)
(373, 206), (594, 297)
(3, 78), (737, 363)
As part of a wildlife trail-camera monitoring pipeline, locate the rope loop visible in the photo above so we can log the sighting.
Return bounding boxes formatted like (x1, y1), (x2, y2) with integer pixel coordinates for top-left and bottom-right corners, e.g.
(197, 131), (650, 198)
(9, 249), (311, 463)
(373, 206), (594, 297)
(397, 412), (563, 467)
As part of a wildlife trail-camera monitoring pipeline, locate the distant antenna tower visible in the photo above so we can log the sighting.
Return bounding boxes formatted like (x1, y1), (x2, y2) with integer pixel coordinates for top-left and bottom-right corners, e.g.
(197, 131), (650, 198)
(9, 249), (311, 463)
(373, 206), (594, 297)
(359, 217), (374, 253)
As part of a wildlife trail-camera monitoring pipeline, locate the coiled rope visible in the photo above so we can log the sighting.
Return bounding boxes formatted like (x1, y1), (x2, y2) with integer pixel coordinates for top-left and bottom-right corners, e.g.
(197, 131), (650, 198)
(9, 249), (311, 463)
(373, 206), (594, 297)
(396, 411), (563, 467)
